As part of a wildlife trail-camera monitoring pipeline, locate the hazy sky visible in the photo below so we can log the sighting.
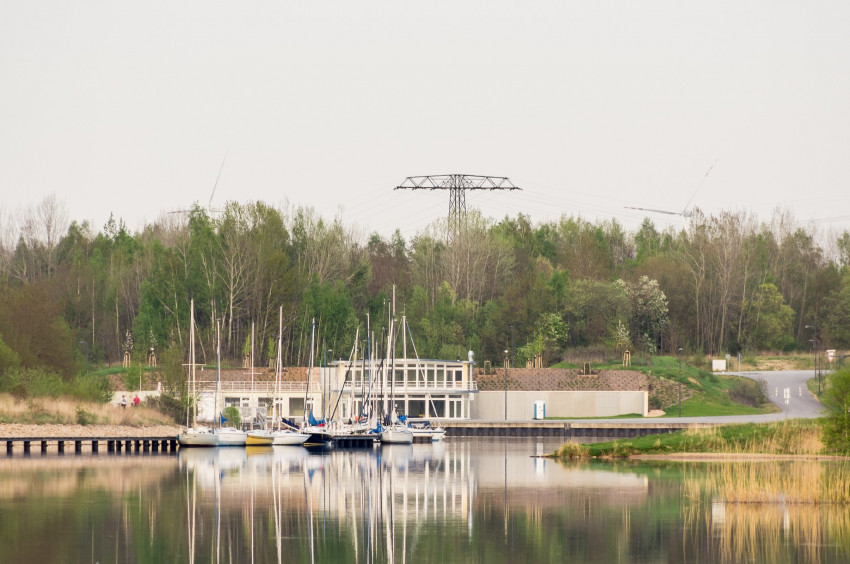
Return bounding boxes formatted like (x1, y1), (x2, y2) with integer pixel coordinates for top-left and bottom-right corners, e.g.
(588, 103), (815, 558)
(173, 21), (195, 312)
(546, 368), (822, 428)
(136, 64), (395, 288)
(2, 1), (849, 241)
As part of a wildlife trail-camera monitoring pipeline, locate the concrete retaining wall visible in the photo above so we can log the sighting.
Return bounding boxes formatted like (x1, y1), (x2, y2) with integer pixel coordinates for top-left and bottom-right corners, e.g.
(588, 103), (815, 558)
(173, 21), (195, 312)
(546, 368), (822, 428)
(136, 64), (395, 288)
(472, 390), (648, 419)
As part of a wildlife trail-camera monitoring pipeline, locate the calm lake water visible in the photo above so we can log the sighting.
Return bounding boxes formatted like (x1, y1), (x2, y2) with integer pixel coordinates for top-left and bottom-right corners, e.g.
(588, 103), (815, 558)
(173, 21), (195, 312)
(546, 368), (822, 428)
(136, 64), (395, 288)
(0, 438), (848, 563)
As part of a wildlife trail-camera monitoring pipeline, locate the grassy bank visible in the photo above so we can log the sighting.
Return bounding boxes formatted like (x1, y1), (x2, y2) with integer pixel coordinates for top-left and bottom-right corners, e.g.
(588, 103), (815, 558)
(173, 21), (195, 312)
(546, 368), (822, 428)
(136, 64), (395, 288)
(0, 393), (174, 427)
(555, 419), (826, 459)
(554, 354), (780, 417)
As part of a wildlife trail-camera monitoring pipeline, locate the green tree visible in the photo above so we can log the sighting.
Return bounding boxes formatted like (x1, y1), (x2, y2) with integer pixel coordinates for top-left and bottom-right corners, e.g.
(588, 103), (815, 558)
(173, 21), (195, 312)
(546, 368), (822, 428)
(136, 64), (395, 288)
(563, 279), (629, 347)
(623, 275), (669, 353)
(743, 283), (794, 350)
(822, 274), (850, 348)
(821, 367), (850, 453)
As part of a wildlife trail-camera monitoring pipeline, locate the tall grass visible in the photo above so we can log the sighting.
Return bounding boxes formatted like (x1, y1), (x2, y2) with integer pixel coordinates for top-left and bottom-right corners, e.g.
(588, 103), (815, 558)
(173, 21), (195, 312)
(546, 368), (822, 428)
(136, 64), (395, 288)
(0, 394), (174, 426)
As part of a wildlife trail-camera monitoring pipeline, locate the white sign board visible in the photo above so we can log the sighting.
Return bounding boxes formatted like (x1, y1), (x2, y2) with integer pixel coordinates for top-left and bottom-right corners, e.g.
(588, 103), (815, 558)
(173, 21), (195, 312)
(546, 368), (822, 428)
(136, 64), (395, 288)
(712, 359), (727, 372)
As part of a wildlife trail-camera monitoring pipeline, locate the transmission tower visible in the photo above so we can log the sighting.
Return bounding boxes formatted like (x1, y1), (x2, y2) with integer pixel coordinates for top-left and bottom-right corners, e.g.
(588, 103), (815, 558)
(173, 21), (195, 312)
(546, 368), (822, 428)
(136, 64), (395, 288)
(395, 174), (521, 241)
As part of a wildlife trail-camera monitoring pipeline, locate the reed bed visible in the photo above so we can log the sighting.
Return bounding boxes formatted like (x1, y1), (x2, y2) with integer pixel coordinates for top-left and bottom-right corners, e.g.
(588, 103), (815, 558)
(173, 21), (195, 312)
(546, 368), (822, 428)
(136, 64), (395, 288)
(677, 460), (850, 562)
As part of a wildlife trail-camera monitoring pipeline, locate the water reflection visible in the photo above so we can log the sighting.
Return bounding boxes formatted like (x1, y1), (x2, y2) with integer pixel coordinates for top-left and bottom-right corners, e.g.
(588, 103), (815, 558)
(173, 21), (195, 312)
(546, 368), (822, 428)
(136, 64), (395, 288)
(0, 441), (848, 563)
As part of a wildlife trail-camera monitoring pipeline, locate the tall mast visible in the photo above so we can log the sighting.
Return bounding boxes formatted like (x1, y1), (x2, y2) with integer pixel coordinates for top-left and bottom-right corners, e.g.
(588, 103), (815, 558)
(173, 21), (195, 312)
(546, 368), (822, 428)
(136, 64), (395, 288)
(215, 318), (220, 429)
(304, 318), (315, 420)
(274, 305), (283, 430)
(190, 298), (196, 428)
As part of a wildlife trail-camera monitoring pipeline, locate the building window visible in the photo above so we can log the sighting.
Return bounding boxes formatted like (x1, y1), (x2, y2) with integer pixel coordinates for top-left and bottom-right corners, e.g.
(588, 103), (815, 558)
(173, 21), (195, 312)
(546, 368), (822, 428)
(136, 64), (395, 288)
(431, 399), (446, 418)
(289, 397), (305, 416)
(408, 399), (426, 418)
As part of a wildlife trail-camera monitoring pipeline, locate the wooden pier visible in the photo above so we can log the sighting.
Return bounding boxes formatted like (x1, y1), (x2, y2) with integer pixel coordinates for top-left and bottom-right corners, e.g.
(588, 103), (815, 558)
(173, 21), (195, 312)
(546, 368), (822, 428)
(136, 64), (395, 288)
(2, 436), (179, 455)
(331, 434), (377, 448)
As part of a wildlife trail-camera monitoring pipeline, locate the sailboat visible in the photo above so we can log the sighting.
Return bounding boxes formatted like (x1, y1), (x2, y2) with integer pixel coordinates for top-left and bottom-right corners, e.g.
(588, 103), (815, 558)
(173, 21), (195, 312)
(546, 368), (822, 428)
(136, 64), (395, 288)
(271, 306), (309, 446)
(380, 289), (413, 445)
(245, 321), (275, 446)
(301, 318), (332, 446)
(401, 316), (446, 442)
(213, 319), (247, 446)
(178, 299), (219, 447)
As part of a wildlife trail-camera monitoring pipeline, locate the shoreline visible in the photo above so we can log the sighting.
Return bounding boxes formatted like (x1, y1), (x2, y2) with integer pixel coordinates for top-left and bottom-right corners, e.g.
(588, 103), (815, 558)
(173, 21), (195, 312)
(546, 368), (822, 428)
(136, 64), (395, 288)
(0, 424), (181, 438)
(629, 452), (850, 461)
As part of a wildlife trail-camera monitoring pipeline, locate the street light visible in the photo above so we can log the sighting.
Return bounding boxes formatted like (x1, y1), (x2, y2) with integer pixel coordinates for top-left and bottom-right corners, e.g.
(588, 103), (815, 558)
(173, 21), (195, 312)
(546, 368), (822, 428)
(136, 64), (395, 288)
(509, 325), (515, 368)
(78, 340), (90, 374)
(806, 325), (820, 395)
(677, 348), (683, 417)
(504, 349), (509, 421)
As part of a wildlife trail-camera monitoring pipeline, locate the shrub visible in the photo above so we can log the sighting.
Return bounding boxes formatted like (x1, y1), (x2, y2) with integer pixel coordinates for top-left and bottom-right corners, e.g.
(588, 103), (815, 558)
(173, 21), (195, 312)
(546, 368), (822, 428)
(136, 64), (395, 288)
(557, 442), (589, 459)
(68, 373), (113, 403)
(728, 378), (767, 407)
(143, 393), (185, 424)
(649, 395), (663, 410)
(222, 406), (241, 429)
(75, 406), (95, 425)
(821, 367), (850, 454)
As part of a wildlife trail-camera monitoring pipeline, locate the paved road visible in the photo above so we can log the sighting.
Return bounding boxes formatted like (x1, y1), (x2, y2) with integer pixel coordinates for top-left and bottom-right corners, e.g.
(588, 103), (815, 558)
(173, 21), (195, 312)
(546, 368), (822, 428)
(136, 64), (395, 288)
(567, 370), (827, 425)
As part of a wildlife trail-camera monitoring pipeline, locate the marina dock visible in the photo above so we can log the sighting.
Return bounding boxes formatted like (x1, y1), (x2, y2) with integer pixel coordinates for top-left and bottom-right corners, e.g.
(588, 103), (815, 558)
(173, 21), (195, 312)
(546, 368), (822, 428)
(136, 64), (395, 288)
(443, 420), (714, 439)
(2, 436), (178, 454)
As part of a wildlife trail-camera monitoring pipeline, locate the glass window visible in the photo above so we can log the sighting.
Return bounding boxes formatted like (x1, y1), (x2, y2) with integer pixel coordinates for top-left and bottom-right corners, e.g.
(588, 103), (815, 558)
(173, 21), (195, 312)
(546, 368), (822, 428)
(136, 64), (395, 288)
(431, 399), (446, 418)
(408, 399), (426, 418)
(289, 397), (305, 414)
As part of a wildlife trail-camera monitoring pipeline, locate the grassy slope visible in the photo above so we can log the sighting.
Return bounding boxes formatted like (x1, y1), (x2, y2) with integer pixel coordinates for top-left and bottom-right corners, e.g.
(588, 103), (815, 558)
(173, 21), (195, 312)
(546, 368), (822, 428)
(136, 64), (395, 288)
(552, 355), (780, 418)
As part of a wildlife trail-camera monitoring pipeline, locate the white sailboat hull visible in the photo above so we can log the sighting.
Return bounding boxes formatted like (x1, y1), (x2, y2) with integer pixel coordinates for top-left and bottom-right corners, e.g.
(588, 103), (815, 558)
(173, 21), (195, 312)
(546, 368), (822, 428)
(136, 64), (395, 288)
(272, 431), (310, 446)
(380, 426), (413, 445)
(215, 427), (247, 446)
(178, 428), (219, 447)
(410, 427), (446, 442)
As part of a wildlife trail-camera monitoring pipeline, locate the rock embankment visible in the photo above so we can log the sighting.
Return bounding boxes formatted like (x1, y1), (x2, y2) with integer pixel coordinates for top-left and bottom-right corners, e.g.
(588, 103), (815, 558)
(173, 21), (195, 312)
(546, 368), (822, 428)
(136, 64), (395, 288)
(0, 424), (180, 438)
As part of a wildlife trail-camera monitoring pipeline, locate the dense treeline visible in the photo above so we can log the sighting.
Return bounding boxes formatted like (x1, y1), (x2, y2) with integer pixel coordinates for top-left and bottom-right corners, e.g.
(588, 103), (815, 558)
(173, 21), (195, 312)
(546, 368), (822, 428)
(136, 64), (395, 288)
(1, 196), (849, 387)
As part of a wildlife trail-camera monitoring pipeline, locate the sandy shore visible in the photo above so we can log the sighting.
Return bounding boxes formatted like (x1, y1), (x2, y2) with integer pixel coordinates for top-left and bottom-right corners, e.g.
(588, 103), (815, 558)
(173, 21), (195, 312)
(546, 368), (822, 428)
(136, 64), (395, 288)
(0, 424), (181, 438)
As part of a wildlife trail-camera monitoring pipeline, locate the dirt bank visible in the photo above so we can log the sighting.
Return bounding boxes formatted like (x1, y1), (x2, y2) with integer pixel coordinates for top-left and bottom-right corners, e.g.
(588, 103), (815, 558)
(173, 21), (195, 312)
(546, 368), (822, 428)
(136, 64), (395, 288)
(0, 424), (180, 438)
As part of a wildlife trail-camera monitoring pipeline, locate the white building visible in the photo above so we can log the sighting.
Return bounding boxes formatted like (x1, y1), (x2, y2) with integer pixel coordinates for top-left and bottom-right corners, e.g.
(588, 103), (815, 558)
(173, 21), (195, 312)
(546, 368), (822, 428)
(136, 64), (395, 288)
(324, 357), (478, 422)
(192, 357), (477, 425)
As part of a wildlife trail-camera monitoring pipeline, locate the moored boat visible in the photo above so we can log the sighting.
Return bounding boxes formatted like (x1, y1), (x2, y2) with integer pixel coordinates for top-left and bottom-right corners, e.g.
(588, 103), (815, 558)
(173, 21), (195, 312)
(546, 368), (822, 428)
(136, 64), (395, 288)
(409, 425), (446, 442)
(246, 429), (275, 446)
(178, 426), (220, 447)
(302, 425), (333, 446)
(178, 300), (218, 448)
(272, 430), (309, 446)
(380, 423), (413, 445)
(215, 426), (247, 446)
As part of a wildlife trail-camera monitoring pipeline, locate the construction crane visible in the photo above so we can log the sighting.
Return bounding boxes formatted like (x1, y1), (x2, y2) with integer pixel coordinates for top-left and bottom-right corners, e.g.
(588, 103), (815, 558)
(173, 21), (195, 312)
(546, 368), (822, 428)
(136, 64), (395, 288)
(626, 159), (717, 228)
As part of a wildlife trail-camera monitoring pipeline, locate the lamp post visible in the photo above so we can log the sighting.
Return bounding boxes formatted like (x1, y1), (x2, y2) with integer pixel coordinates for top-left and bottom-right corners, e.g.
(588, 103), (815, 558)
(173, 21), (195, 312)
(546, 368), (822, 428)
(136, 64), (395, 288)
(806, 325), (820, 395)
(78, 340), (90, 374)
(677, 347), (683, 417)
(504, 349), (509, 421)
(509, 325), (515, 368)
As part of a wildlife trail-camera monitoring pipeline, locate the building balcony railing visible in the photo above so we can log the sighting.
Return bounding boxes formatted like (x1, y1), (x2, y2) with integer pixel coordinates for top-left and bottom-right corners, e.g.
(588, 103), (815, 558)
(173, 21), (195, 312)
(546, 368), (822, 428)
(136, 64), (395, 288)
(193, 380), (478, 394)
(195, 381), (308, 393)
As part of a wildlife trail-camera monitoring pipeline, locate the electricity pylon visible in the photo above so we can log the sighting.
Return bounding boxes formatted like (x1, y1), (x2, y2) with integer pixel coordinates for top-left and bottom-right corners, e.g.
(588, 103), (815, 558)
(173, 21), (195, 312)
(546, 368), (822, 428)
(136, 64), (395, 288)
(395, 174), (521, 241)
